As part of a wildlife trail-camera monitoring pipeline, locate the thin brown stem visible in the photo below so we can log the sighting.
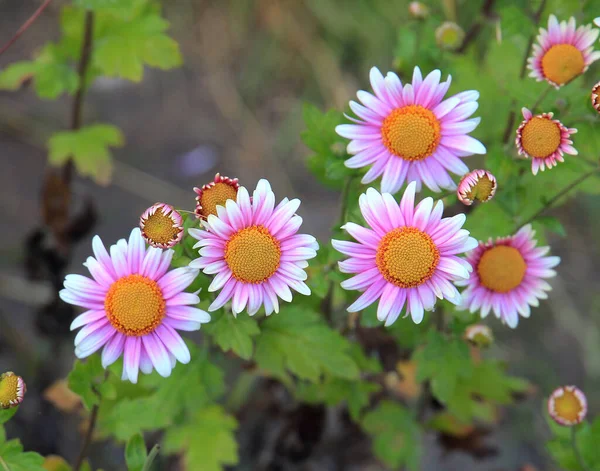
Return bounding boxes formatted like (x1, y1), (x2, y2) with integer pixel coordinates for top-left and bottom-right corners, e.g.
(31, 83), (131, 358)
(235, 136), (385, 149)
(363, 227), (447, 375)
(74, 403), (100, 471)
(516, 164), (600, 230)
(530, 86), (552, 114)
(63, 10), (95, 185)
(457, 0), (497, 53)
(0, 0), (53, 57)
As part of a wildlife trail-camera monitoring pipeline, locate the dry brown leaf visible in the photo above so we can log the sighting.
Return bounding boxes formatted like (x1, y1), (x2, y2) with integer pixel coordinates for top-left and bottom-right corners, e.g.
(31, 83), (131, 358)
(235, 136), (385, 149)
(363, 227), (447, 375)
(43, 379), (81, 413)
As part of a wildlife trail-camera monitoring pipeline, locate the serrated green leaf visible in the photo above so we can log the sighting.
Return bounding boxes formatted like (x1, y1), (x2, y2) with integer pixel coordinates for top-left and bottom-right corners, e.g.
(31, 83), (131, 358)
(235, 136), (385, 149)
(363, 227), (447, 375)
(535, 216), (566, 237)
(0, 43), (79, 99)
(361, 401), (421, 471)
(125, 433), (147, 471)
(255, 307), (359, 382)
(99, 347), (225, 440)
(203, 311), (260, 360)
(67, 355), (104, 410)
(163, 405), (238, 471)
(414, 330), (473, 403)
(0, 438), (45, 471)
(48, 124), (124, 184)
(93, 13), (182, 81)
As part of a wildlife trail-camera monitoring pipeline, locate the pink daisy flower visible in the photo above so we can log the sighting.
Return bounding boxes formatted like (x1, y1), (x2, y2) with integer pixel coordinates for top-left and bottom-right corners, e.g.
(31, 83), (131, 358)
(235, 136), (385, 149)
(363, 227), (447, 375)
(457, 169), (497, 205)
(189, 179), (318, 316)
(140, 202), (184, 249)
(333, 182), (476, 325)
(592, 81), (600, 113)
(336, 66), (485, 194)
(548, 385), (587, 426)
(527, 15), (600, 88)
(516, 108), (577, 175)
(457, 225), (560, 329)
(194, 173), (240, 219)
(60, 228), (210, 384)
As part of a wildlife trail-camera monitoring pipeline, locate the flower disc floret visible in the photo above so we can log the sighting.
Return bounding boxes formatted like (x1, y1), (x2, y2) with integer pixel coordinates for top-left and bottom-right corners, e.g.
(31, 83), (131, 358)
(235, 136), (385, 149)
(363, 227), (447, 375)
(0, 372), (26, 409)
(592, 81), (600, 114)
(457, 169), (496, 205)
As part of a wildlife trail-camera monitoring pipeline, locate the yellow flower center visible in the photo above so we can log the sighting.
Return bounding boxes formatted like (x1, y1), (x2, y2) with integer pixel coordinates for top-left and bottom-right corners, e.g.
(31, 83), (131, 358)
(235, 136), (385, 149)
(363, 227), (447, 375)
(199, 182), (238, 218)
(105, 274), (166, 336)
(225, 225), (281, 283)
(143, 209), (180, 245)
(0, 373), (20, 408)
(541, 44), (585, 86)
(553, 388), (585, 424)
(521, 116), (561, 159)
(376, 227), (440, 288)
(381, 105), (441, 161)
(466, 175), (495, 202)
(477, 245), (526, 293)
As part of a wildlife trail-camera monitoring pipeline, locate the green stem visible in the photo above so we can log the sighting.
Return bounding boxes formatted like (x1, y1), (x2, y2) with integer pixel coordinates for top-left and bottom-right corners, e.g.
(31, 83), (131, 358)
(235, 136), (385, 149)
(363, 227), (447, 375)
(515, 164), (600, 231)
(530, 85), (553, 114)
(142, 444), (160, 471)
(416, 308), (444, 422)
(322, 176), (355, 325)
(571, 427), (590, 471)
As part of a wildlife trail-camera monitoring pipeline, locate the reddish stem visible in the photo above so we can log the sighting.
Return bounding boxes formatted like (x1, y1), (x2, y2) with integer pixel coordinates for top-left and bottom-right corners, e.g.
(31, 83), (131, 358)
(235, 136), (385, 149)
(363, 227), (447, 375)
(0, 0), (54, 57)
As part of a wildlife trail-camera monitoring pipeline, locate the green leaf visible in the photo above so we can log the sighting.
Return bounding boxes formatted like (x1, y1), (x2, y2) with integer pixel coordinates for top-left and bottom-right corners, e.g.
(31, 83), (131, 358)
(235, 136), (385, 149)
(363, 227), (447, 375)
(0, 44), (79, 99)
(48, 124), (124, 184)
(73, 0), (147, 19)
(301, 104), (352, 189)
(414, 330), (473, 404)
(296, 377), (380, 421)
(99, 347), (225, 440)
(67, 355), (104, 410)
(0, 408), (18, 425)
(0, 438), (45, 471)
(361, 401), (422, 471)
(203, 311), (260, 360)
(93, 13), (182, 81)
(255, 307), (359, 382)
(163, 405), (238, 471)
(125, 433), (147, 471)
(535, 216), (567, 237)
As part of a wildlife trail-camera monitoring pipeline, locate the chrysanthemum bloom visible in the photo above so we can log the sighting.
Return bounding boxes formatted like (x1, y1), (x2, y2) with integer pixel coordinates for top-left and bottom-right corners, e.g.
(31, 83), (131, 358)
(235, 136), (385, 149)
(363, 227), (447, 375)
(457, 169), (497, 205)
(435, 22), (466, 51)
(464, 324), (494, 348)
(333, 182), (476, 325)
(528, 15), (600, 88)
(336, 67), (485, 194)
(457, 225), (560, 328)
(189, 179), (318, 316)
(60, 228), (210, 383)
(548, 386), (587, 426)
(592, 81), (600, 113)
(516, 108), (577, 175)
(194, 173), (240, 219)
(139, 203), (183, 249)
(408, 2), (429, 19)
(0, 372), (26, 409)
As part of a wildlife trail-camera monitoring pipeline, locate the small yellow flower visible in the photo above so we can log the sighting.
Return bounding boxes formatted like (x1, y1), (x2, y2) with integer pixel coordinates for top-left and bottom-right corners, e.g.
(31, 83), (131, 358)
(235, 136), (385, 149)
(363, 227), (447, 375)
(0, 372), (26, 409)
(548, 385), (587, 426)
(464, 324), (494, 348)
(139, 203), (184, 249)
(457, 169), (497, 206)
(435, 22), (465, 51)
(193, 173), (240, 219)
